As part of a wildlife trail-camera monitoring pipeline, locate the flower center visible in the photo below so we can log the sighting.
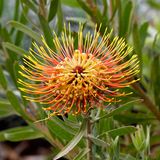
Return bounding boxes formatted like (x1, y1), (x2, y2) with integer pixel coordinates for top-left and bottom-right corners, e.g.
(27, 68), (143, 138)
(53, 49), (102, 99)
(73, 66), (84, 74)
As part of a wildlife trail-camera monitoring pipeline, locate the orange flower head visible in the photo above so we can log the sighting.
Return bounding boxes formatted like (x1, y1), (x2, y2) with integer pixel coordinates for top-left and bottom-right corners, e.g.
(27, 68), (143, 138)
(18, 24), (139, 116)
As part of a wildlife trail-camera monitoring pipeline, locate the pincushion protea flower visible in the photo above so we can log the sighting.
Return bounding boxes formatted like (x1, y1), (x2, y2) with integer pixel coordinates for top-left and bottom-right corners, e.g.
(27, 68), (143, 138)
(18, 24), (139, 116)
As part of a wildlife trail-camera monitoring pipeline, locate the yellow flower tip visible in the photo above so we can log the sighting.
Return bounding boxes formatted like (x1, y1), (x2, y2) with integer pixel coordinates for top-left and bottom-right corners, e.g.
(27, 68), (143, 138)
(18, 24), (140, 116)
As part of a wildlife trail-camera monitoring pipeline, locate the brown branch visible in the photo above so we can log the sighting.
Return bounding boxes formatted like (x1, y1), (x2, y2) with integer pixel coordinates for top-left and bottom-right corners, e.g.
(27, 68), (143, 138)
(39, 0), (47, 19)
(86, 0), (95, 8)
(87, 117), (93, 160)
(132, 82), (160, 121)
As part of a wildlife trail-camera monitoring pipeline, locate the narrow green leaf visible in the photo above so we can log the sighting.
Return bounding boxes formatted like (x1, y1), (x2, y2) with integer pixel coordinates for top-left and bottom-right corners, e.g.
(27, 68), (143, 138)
(0, 126), (43, 142)
(0, 66), (7, 89)
(151, 135), (160, 145)
(8, 21), (42, 44)
(13, 0), (20, 21)
(10, 0), (20, 35)
(66, 17), (87, 24)
(147, 0), (160, 10)
(15, 6), (28, 45)
(95, 99), (141, 122)
(114, 113), (155, 125)
(48, 0), (59, 22)
(118, 0), (122, 35)
(0, 0), (4, 17)
(3, 42), (28, 55)
(133, 22), (142, 54)
(73, 149), (90, 160)
(5, 59), (16, 85)
(77, 0), (103, 26)
(102, 0), (108, 16)
(109, 0), (120, 23)
(57, 0), (63, 35)
(120, 1), (133, 38)
(63, 115), (80, 128)
(99, 126), (137, 139)
(0, 28), (12, 42)
(53, 118), (87, 160)
(38, 14), (54, 48)
(119, 0), (133, 38)
(151, 55), (160, 108)
(88, 135), (109, 147)
(139, 22), (149, 49)
(7, 90), (23, 114)
(133, 22), (142, 76)
(120, 153), (136, 160)
(0, 99), (15, 118)
(77, 0), (93, 17)
(62, 0), (80, 7)
(51, 116), (77, 135)
(47, 119), (73, 141)
(6, 90), (31, 121)
(20, 0), (38, 13)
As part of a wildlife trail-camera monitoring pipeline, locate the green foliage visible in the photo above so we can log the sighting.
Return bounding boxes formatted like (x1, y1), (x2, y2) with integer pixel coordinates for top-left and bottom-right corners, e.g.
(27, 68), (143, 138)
(0, 0), (160, 160)
(0, 126), (43, 142)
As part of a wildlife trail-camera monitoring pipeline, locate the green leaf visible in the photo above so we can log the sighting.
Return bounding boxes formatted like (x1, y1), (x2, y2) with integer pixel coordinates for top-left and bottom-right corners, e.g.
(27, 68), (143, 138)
(57, 0), (63, 35)
(109, 0), (119, 23)
(48, 0), (59, 22)
(20, 0), (38, 13)
(0, 28), (12, 42)
(53, 118), (87, 160)
(151, 55), (160, 108)
(8, 21), (42, 44)
(38, 14), (54, 48)
(62, 0), (80, 7)
(132, 22), (142, 76)
(151, 135), (160, 145)
(10, 0), (20, 35)
(0, 99), (15, 118)
(133, 22), (142, 54)
(88, 135), (109, 147)
(120, 153), (136, 160)
(102, 0), (108, 16)
(47, 119), (74, 141)
(119, 0), (133, 38)
(108, 126), (137, 138)
(63, 115), (80, 129)
(7, 90), (31, 121)
(15, 6), (28, 45)
(52, 116), (77, 135)
(73, 149), (90, 160)
(7, 90), (23, 114)
(0, 0), (4, 17)
(139, 22), (149, 49)
(13, 0), (20, 21)
(66, 17), (87, 24)
(0, 126), (43, 142)
(5, 59), (16, 85)
(77, 0), (93, 17)
(94, 99), (141, 122)
(0, 66), (7, 89)
(99, 126), (137, 139)
(77, 0), (103, 27)
(147, 0), (160, 10)
(3, 42), (28, 55)
(114, 113), (155, 125)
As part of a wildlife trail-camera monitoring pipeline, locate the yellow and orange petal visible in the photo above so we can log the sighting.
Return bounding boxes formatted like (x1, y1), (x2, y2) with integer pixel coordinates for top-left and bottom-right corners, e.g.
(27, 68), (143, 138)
(18, 24), (139, 115)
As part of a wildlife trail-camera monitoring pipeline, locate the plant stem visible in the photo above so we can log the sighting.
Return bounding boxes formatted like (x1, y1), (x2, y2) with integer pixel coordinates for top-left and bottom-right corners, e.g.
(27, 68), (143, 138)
(86, 0), (95, 8)
(39, 0), (47, 19)
(132, 82), (160, 121)
(87, 117), (93, 160)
